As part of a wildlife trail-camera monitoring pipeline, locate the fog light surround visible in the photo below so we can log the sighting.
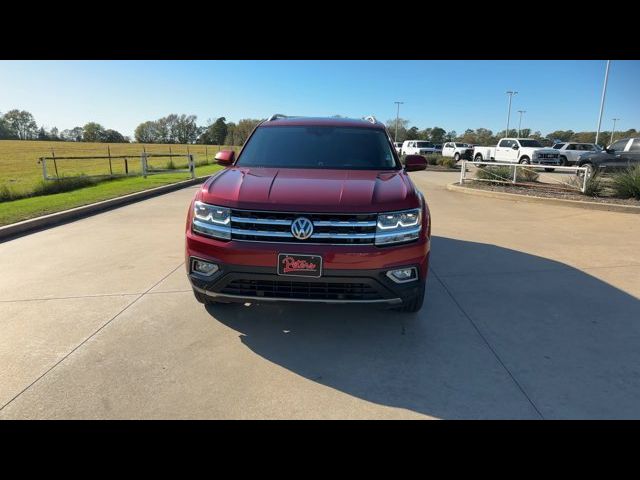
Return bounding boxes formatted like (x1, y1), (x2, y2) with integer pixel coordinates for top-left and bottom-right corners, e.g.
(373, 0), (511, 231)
(191, 258), (219, 276)
(386, 267), (418, 284)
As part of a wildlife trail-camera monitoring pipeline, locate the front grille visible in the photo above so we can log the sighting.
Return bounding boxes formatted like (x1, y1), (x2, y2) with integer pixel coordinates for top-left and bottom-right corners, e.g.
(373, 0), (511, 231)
(230, 209), (377, 245)
(220, 278), (383, 300)
(537, 153), (559, 159)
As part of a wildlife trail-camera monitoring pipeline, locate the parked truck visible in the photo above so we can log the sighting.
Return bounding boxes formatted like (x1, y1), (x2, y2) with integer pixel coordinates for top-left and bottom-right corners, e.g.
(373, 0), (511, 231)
(472, 138), (561, 171)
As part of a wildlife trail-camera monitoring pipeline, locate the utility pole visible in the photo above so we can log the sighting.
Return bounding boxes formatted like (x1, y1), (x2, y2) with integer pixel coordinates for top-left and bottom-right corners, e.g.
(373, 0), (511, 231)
(506, 91), (518, 137)
(610, 118), (619, 144)
(595, 60), (611, 147)
(517, 110), (526, 138)
(394, 101), (404, 142)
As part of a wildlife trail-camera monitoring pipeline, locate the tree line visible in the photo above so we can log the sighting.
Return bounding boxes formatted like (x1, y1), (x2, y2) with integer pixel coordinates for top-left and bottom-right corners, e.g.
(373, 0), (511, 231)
(387, 118), (638, 148)
(1, 108), (636, 148)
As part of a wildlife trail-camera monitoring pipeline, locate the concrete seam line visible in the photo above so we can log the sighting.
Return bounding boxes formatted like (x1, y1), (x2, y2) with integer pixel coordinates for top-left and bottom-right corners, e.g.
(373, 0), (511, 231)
(0, 293), (144, 303)
(430, 267), (545, 419)
(446, 183), (640, 214)
(0, 262), (185, 414)
(0, 175), (211, 242)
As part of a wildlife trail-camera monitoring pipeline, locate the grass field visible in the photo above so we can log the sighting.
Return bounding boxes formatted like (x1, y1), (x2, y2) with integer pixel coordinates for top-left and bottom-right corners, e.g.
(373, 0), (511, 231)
(0, 140), (240, 196)
(0, 140), (237, 226)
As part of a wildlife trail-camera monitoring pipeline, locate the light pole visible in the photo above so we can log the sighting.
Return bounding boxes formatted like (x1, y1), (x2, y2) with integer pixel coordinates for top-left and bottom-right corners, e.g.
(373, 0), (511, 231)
(517, 110), (526, 138)
(595, 60), (611, 147)
(610, 118), (619, 144)
(394, 101), (404, 142)
(506, 91), (518, 137)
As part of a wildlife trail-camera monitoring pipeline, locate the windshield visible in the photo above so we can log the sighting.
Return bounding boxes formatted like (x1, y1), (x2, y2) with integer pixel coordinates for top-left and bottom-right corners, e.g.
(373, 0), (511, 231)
(236, 126), (398, 170)
(416, 142), (434, 148)
(455, 143), (468, 147)
(553, 143), (565, 149)
(519, 140), (543, 148)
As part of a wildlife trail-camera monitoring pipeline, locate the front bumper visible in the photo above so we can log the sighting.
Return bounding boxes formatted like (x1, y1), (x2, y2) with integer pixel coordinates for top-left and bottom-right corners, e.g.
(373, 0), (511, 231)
(532, 157), (561, 165)
(188, 261), (428, 306)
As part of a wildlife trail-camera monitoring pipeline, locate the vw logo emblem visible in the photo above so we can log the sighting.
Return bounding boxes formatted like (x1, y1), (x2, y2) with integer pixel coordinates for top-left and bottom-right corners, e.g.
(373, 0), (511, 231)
(291, 217), (314, 240)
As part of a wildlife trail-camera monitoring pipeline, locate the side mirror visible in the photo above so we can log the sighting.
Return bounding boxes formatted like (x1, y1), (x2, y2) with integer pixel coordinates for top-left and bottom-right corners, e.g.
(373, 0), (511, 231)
(215, 150), (235, 166)
(512, 144), (519, 150)
(605, 148), (614, 154)
(404, 155), (427, 172)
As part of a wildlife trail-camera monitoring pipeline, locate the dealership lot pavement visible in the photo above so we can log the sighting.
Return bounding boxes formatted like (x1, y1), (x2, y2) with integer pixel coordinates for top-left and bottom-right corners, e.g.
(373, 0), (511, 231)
(1, 171), (639, 419)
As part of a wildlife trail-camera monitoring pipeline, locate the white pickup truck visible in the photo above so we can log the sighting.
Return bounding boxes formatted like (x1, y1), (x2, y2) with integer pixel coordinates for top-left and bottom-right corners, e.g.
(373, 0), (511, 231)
(472, 138), (562, 170)
(402, 140), (438, 156)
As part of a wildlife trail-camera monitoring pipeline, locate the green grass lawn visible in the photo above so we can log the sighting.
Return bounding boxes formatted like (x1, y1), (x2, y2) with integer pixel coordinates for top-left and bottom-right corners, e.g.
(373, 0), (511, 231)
(0, 140), (239, 196)
(0, 164), (222, 226)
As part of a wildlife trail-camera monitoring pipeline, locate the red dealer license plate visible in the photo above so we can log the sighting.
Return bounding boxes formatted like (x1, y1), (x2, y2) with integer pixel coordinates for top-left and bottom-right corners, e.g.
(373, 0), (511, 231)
(277, 254), (323, 278)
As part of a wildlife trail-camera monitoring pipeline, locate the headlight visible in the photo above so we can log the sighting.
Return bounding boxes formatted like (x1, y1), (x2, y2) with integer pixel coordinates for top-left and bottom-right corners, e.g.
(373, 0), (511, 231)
(375, 208), (422, 246)
(192, 201), (231, 240)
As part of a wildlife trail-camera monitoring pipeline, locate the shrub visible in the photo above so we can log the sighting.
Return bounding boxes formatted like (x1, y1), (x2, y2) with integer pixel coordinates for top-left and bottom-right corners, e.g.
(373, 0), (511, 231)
(474, 166), (514, 185)
(518, 167), (539, 182)
(582, 176), (605, 197)
(441, 157), (457, 169)
(612, 165), (640, 199)
(424, 155), (439, 166)
(32, 176), (98, 196)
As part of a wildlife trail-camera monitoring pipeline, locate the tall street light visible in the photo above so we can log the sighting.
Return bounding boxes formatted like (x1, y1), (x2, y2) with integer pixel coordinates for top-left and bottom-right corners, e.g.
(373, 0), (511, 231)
(517, 110), (526, 138)
(506, 91), (518, 137)
(595, 60), (611, 147)
(394, 101), (404, 142)
(610, 118), (620, 144)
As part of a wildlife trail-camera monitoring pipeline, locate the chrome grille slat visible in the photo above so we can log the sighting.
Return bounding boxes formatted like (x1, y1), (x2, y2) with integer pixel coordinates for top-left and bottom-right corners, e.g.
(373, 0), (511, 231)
(230, 209), (377, 244)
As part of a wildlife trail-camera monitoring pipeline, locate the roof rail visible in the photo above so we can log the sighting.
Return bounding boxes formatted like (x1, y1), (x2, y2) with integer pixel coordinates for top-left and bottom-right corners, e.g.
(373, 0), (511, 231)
(267, 114), (288, 121)
(362, 115), (377, 124)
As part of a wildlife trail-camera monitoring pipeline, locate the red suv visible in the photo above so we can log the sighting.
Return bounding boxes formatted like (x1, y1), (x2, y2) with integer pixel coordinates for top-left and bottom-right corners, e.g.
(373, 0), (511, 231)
(185, 115), (431, 312)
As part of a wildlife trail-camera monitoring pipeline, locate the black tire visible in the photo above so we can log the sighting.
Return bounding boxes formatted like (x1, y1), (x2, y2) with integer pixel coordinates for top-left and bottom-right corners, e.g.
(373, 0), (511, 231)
(579, 162), (595, 179)
(454, 152), (460, 162)
(393, 283), (426, 313)
(560, 155), (568, 166)
(193, 289), (232, 305)
(474, 154), (484, 167)
(544, 168), (555, 172)
(519, 157), (530, 165)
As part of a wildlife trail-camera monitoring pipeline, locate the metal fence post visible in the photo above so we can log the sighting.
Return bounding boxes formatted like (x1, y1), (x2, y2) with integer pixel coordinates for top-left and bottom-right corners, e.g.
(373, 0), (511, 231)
(51, 149), (59, 179)
(582, 168), (588, 193)
(107, 145), (113, 176)
(513, 164), (518, 184)
(459, 160), (466, 184)
(189, 154), (195, 179)
(40, 157), (47, 180)
(141, 153), (147, 178)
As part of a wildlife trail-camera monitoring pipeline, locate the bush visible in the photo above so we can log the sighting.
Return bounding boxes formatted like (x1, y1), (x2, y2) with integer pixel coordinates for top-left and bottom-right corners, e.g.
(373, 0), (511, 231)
(474, 166), (514, 185)
(32, 176), (98, 196)
(612, 165), (640, 199)
(582, 175), (604, 197)
(424, 155), (439, 166)
(440, 157), (457, 169)
(518, 167), (539, 182)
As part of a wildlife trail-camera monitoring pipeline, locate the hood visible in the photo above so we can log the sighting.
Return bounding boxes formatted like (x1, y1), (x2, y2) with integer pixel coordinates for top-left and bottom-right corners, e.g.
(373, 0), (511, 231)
(199, 167), (420, 213)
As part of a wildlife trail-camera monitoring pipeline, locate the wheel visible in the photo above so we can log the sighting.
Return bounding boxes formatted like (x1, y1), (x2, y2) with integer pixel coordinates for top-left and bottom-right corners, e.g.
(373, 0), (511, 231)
(519, 157), (530, 165)
(544, 168), (555, 172)
(193, 289), (232, 305)
(393, 283), (425, 313)
(474, 154), (484, 167)
(560, 155), (568, 166)
(454, 152), (460, 162)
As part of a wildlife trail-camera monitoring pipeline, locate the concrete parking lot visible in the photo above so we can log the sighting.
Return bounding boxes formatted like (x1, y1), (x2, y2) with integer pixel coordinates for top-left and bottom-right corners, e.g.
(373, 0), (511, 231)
(1, 170), (639, 419)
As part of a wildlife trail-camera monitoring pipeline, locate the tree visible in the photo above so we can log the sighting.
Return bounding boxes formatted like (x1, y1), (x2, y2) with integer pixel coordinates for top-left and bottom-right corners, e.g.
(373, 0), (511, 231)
(405, 126), (420, 140)
(102, 129), (127, 143)
(37, 127), (49, 140)
(210, 117), (228, 145)
(49, 127), (60, 141)
(224, 122), (237, 145)
(134, 121), (158, 143)
(519, 128), (531, 138)
(3, 109), (38, 139)
(445, 130), (457, 142)
(234, 119), (262, 145)
(173, 114), (199, 144)
(385, 117), (410, 142)
(430, 127), (447, 144)
(83, 122), (105, 142)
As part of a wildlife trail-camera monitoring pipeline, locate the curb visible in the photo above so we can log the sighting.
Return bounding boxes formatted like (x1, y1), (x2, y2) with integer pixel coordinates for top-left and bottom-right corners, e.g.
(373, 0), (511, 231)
(446, 183), (640, 214)
(0, 175), (211, 242)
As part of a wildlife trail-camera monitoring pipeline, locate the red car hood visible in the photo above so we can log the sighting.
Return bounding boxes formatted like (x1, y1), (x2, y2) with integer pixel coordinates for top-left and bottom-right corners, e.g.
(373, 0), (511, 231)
(199, 167), (420, 213)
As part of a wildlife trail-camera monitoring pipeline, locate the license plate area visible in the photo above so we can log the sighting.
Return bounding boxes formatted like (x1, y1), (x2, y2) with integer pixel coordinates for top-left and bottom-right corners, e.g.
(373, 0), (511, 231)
(277, 253), (323, 278)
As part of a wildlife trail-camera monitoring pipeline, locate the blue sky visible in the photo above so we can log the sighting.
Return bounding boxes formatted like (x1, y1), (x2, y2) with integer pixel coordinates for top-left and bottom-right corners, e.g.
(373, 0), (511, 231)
(1, 60), (638, 138)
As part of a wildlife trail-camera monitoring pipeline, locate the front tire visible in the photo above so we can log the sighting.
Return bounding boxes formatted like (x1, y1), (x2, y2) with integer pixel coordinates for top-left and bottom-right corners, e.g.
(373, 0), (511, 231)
(454, 152), (460, 162)
(519, 157), (530, 165)
(579, 162), (595, 179)
(560, 155), (568, 166)
(474, 154), (484, 167)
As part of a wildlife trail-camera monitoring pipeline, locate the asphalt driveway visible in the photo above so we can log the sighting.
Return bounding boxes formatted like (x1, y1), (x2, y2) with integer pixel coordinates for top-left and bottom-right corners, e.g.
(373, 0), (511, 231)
(1, 171), (639, 419)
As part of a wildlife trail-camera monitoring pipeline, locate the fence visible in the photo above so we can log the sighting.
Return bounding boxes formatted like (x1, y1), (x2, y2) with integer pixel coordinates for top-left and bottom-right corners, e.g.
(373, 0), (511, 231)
(459, 160), (590, 193)
(39, 152), (195, 181)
